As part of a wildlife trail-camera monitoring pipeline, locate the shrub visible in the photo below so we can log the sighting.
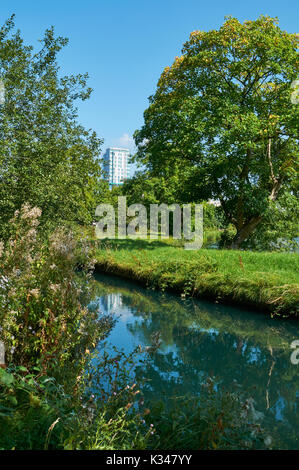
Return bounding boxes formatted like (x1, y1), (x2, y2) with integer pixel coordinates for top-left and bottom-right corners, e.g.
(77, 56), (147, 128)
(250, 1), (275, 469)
(0, 204), (106, 372)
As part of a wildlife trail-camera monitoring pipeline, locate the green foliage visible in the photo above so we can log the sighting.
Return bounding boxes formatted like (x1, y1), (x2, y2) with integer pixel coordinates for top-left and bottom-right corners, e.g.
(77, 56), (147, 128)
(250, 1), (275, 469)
(219, 224), (237, 248)
(64, 346), (154, 450)
(0, 362), (149, 450)
(0, 204), (106, 370)
(63, 407), (147, 450)
(244, 190), (299, 251)
(0, 366), (72, 449)
(134, 16), (299, 248)
(122, 169), (182, 207)
(0, 16), (103, 237)
(0, 206), (150, 449)
(202, 201), (224, 229)
(122, 173), (224, 243)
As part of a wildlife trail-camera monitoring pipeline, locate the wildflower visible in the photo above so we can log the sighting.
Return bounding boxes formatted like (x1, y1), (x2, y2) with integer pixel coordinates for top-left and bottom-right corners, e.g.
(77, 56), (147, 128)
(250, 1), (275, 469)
(29, 288), (40, 299)
(20, 205), (42, 220)
(7, 287), (17, 297)
(0, 275), (9, 289)
(26, 228), (37, 240)
(49, 284), (60, 293)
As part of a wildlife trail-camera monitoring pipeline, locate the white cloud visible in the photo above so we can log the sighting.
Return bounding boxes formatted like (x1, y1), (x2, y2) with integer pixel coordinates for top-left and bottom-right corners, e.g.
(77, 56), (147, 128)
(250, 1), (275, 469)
(115, 133), (136, 152)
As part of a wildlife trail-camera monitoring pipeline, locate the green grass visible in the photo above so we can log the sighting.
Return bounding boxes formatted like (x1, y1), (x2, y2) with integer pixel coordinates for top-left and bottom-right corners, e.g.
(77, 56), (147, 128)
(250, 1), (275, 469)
(94, 238), (299, 318)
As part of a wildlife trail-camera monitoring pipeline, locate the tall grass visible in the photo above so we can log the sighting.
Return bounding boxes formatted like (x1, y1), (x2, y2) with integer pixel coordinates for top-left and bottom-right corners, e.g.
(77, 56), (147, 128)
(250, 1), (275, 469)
(95, 239), (299, 317)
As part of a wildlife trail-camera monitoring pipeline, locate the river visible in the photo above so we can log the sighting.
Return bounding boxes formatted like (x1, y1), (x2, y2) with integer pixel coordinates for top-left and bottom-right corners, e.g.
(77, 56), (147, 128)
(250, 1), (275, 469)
(90, 272), (299, 449)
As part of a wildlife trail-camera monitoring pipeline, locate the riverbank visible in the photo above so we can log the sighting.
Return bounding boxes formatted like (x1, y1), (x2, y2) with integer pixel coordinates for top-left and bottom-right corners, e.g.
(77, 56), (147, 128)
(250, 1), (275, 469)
(94, 239), (299, 318)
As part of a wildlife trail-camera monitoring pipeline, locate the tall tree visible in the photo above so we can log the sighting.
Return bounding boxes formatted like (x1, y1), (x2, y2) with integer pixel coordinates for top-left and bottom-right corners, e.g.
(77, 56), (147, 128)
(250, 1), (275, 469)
(0, 15), (103, 236)
(134, 16), (299, 248)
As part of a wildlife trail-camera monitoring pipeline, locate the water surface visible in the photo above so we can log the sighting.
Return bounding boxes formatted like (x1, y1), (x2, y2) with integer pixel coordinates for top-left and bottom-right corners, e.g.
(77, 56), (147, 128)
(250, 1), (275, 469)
(91, 273), (299, 449)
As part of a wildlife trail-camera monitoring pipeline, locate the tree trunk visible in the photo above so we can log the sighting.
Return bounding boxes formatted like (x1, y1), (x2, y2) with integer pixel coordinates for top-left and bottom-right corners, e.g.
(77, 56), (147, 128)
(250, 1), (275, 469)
(230, 215), (263, 249)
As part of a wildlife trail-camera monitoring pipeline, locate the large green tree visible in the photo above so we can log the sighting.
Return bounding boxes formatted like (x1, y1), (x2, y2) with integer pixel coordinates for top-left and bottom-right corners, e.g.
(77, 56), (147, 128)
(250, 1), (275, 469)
(134, 16), (299, 248)
(0, 16), (103, 236)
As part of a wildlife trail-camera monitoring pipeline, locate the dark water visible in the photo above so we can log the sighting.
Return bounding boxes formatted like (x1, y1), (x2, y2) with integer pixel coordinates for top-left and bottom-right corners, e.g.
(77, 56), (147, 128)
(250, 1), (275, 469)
(91, 273), (299, 449)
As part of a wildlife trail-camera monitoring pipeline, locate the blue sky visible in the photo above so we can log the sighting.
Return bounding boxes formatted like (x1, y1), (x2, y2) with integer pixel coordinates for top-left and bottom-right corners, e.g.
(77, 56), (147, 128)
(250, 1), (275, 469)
(0, 0), (298, 159)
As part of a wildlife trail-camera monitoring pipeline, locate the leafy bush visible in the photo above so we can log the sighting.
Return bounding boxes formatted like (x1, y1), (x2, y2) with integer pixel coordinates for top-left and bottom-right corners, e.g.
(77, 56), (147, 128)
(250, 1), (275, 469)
(243, 192), (299, 252)
(0, 204), (105, 372)
(219, 224), (237, 248)
(0, 362), (149, 450)
(0, 366), (73, 449)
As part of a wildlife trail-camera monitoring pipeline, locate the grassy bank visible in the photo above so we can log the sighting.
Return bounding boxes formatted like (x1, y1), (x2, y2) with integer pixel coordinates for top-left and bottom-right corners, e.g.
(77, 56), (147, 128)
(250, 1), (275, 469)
(94, 239), (299, 317)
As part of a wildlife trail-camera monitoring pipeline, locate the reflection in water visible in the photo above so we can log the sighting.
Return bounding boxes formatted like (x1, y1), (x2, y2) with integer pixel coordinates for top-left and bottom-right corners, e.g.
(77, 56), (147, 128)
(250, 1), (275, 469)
(91, 273), (299, 450)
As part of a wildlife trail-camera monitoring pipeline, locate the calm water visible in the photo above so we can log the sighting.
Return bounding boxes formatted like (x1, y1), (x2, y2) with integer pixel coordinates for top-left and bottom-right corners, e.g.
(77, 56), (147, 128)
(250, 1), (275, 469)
(91, 273), (299, 449)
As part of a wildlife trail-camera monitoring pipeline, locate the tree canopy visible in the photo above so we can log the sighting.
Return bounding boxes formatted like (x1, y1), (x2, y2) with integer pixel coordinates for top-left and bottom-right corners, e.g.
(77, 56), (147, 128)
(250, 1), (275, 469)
(134, 16), (299, 248)
(0, 15), (103, 236)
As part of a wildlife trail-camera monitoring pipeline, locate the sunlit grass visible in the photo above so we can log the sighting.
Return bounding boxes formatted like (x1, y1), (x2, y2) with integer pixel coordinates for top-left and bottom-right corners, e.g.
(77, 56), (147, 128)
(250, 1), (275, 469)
(94, 239), (299, 317)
